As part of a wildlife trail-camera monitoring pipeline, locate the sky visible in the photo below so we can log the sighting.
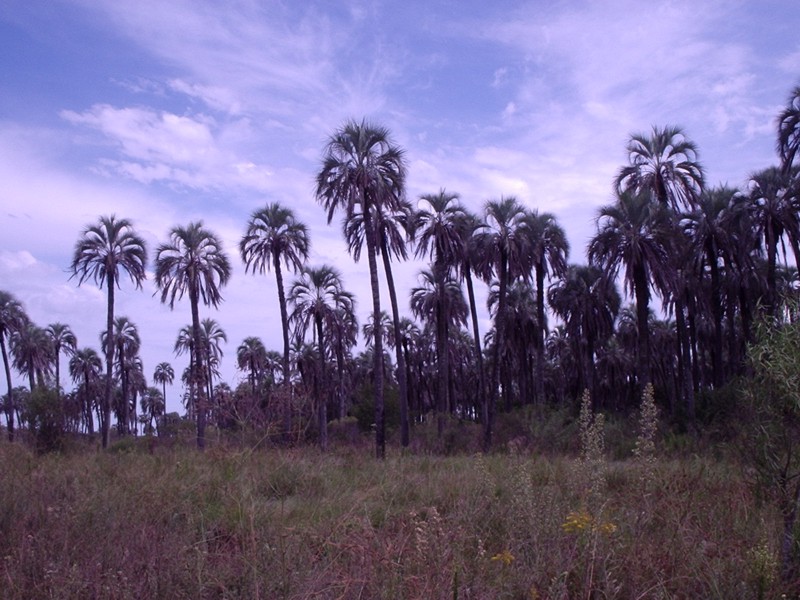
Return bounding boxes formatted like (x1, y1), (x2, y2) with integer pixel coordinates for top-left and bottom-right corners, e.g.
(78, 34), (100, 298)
(1, 0), (798, 414)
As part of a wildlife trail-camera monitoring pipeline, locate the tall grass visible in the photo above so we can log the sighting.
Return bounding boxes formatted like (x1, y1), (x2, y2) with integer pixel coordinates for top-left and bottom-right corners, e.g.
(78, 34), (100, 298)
(0, 431), (788, 599)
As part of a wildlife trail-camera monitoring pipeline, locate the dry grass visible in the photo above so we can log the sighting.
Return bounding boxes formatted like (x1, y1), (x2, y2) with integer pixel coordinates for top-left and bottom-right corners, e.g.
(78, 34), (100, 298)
(0, 433), (790, 599)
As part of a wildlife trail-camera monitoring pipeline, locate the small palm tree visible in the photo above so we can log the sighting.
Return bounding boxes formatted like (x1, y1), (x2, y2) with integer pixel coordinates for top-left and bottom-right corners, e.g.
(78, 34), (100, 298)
(0, 291), (29, 441)
(152, 362), (175, 412)
(240, 203), (310, 392)
(45, 323), (77, 402)
(237, 337), (267, 395)
(101, 316), (140, 435)
(316, 119), (407, 459)
(155, 221), (231, 450)
(71, 215), (147, 448)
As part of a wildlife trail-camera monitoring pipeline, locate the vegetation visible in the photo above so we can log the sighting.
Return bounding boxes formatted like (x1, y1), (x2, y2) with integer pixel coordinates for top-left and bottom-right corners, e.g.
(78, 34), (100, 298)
(3, 82), (800, 595)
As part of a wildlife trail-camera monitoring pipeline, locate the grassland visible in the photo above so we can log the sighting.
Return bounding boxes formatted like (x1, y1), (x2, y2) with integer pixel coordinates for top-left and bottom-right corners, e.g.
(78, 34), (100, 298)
(0, 415), (790, 600)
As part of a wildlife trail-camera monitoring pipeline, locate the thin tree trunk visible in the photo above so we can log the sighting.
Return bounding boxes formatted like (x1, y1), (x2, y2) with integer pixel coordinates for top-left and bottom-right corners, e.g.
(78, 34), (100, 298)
(465, 269), (486, 420)
(485, 252), (508, 452)
(364, 209), (385, 459)
(381, 245), (409, 447)
(2, 335), (14, 442)
(316, 315), (328, 451)
(633, 262), (652, 391)
(103, 277), (115, 449)
(535, 263), (546, 405)
(274, 254), (293, 439)
(190, 288), (206, 451)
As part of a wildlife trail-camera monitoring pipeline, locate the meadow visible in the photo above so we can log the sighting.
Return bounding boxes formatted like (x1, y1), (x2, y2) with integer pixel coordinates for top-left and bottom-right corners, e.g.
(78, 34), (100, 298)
(0, 404), (789, 600)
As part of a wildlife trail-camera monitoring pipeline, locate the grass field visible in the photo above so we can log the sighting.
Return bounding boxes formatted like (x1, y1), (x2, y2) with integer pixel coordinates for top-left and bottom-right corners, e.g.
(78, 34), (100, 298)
(0, 414), (790, 600)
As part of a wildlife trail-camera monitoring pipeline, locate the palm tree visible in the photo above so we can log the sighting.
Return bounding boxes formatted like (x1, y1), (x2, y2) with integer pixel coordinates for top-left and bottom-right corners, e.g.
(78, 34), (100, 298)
(682, 185), (738, 386)
(778, 85), (800, 175)
(69, 347), (102, 436)
(0, 291), (29, 441)
(415, 189), (468, 435)
(525, 210), (569, 404)
(152, 362), (175, 412)
(155, 221), (232, 450)
(200, 318), (227, 411)
(101, 316), (140, 435)
(548, 264), (620, 407)
(746, 166), (800, 317)
(237, 337), (267, 395)
(588, 191), (675, 392)
(140, 386), (165, 435)
(289, 265), (351, 451)
(344, 197), (414, 446)
(11, 323), (53, 394)
(240, 202), (310, 396)
(410, 265), (468, 424)
(473, 197), (530, 450)
(45, 323), (77, 402)
(315, 119), (407, 459)
(71, 215), (147, 448)
(615, 125), (704, 213)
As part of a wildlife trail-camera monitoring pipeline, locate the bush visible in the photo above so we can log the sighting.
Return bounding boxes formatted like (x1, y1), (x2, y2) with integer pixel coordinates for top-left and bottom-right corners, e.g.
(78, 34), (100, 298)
(24, 388), (64, 453)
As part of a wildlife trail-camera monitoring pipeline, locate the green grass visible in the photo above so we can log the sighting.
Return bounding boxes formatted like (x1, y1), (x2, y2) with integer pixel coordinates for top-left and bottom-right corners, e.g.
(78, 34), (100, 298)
(0, 434), (790, 599)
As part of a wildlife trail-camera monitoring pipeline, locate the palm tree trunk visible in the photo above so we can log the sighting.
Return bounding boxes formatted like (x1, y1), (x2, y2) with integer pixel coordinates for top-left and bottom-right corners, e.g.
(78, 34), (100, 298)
(274, 254), (293, 439)
(485, 253), (508, 451)
(633, 262), (652, 390)
(381, 244), (410, 447)
(364, 210), (386, 459)
(190, 288), (206, 450)
(1, 334), (14, 442)
(315, 315), (328, 451)
(102, 275), (116, 449)
(436, 278), (448, 438)
(535, 263), (546, 405)
(464, 268), (486, 419)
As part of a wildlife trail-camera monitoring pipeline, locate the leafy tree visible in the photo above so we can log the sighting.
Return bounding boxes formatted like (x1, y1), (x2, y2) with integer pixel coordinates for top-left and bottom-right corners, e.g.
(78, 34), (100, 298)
(316, 119), (407, 459)
(70, 215), (147, 448)
(155, 221), (231, 450)
(0, 291), (29, 441)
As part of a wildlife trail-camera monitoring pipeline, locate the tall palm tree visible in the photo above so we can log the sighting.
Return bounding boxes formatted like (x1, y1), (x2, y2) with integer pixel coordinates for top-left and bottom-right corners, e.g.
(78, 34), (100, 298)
(11, 323), (53, 394)
(237, 337), (267, 395)
(0, 291), (29, 441)
(588, 191), (675, 392)
(71, 215), (147, 448)
(778, 85), (800, 175)
(315, 119), (407, 459)
(548, 264), (620, 407)
(152, 362), (175, 412)
(525, 210), (569, 404)
(415, 189), (468, 434)
(288, 265), (350, 451)
(101, 316), (140, 435)
(240, 203), (310, 394)
(344, 197), (414, 446)
(473, 197), (530, 450)
(682, 185), (738, 387)
(45, 323), (77, 402)
(155, 221), (231, 450)
(69, 347), (102, 436)
(615, 125), (704, 213)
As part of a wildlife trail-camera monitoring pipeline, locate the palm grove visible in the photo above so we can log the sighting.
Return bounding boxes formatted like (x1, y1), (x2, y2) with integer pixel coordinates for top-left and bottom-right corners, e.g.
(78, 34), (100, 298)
(3, 85), (800, 458)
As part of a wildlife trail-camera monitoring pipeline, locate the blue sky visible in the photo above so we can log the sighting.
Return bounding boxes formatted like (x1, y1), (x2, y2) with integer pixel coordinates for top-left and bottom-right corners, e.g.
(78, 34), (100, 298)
(1, 0), (798, 412)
